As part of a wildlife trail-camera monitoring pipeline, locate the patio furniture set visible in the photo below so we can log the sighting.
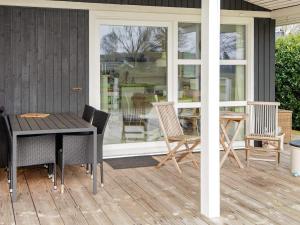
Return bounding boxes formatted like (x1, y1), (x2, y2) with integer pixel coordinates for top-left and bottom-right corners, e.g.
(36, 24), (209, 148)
(0, 100), (285, 201)
(0, 105), (110, 201)
(153, 101), (285, 173)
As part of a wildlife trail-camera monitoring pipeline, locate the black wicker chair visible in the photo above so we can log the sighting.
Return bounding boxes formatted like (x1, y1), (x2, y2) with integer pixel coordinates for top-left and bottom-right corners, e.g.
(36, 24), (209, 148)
(58, 110), (110, 193)
(2, 114), (57, 191)
(82, 104), (96, 123)
(0, 108), (9, 169)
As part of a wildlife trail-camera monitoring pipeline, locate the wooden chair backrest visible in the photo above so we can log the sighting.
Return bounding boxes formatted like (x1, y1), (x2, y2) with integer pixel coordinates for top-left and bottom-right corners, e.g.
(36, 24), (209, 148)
(152, 102), (184, 138)
(247, 101), (280, 137)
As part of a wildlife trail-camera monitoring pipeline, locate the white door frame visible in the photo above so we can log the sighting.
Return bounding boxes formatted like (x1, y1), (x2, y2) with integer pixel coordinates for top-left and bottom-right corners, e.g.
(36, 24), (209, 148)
(89, 9), (254, 159)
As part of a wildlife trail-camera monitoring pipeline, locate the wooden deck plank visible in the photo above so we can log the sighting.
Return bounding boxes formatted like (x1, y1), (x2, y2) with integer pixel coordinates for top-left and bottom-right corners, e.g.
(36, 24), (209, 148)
(63, 166), (113, 225)
(41, 168), (89, 225)
(3, 140), (300, 225)
(69, 166), (138, 225)
(12, 172), (40, 225)
(102, 170), (165, 225)
(0, 170), (15, 225)
(24, 169), (64, 225)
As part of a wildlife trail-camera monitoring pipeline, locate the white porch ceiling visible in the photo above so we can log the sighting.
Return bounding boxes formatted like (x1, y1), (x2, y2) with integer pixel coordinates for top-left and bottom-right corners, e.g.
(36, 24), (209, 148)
(245, 0), (300, 25)
(245, 0), (300, 10)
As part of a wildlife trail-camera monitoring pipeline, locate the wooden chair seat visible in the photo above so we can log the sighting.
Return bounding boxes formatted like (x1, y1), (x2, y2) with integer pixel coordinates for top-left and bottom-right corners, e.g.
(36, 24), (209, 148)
(168, 135), (200, 143)
(245, 134), (281, 141)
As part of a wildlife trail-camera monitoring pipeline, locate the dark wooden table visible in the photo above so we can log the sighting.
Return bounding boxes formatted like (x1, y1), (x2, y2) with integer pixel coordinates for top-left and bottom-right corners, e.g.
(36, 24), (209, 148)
(9, 113), (98, 202)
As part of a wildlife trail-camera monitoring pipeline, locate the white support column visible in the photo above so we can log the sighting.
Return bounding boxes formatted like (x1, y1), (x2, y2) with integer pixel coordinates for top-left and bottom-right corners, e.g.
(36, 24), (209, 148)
(201, 0), (221, 218)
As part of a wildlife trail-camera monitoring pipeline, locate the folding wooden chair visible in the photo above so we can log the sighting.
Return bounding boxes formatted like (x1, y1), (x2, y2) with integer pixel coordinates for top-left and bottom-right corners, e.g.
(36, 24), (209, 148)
(245, 101), (285, 166)
(152, 102), (200, 173)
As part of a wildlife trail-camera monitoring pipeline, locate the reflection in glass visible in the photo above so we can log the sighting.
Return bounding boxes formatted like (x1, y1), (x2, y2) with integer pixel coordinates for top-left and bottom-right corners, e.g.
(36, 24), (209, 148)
(178, 65), (201, 102)
(220, 65), (245, 101)
(220, 25), (245, 60)
(178, 23), (201, 59)
(100, 25), (168, 144)
(220, 107), (245, 141)
(178, 108), (200, 136)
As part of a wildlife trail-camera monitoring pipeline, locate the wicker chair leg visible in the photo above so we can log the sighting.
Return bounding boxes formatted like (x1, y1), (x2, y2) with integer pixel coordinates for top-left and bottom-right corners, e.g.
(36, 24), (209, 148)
(9, 166), (12, 193)
(61, 165), (65, 194)
(7, 166), (10, 185)
(86, 164), (90, 174)
(53, 163), (57, 190)
(100, 162), (104, 187)
(90, 165), (93, 179)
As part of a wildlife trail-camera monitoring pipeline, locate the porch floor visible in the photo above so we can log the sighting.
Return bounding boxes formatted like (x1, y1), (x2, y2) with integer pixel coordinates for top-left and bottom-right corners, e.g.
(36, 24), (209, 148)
(1, 142), (300, 225)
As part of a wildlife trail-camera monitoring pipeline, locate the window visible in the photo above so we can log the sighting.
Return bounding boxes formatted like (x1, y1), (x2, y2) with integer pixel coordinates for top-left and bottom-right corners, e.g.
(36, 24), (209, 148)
(178, 23), (201, 59)
(220, 25), (246, 60)
(177, 23), (201, 103)
(177, 22), (250, 140)
(220, 24), (247, 103)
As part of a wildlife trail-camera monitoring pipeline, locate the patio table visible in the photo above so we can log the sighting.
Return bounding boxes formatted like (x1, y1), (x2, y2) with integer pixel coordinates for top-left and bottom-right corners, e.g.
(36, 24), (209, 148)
(220, 112), (246, 169)
(9, 113), (98, 202)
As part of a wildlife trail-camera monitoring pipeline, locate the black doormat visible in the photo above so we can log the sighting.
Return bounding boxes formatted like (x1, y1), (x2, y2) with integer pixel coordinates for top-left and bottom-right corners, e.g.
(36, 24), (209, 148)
(105, 155), (159, 170)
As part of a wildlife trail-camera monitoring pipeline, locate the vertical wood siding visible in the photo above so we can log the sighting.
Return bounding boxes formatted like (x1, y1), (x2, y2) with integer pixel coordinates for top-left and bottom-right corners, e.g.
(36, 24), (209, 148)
(0, 6), (89, 115)
(254, 18), (276, 101)
(56, 0), (269, 11)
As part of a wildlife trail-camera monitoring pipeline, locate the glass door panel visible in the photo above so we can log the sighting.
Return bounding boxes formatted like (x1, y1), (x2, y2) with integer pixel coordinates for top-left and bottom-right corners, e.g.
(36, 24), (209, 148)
(100, 24), (168, 144)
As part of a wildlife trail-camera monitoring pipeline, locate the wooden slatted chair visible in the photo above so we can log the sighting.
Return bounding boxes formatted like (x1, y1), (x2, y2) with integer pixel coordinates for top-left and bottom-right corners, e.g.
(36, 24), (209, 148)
(152, 102), (200, 173)
(245, 101), (284, 166)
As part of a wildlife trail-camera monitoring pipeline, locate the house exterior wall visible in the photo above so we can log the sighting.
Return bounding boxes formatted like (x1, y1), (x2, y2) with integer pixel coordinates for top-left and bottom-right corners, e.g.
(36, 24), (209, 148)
(0, 1), (274, 116)
(0, 6), (89, 115)
(254, 18), (276, 101)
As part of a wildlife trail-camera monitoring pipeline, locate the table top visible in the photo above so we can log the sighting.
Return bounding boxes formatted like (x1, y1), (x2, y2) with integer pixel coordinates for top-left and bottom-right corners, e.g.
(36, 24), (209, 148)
(9, 113), (96, 135)
(178, 111), (247, 120)
(289, 140), (300, 148)
(220, 111), (247, 120)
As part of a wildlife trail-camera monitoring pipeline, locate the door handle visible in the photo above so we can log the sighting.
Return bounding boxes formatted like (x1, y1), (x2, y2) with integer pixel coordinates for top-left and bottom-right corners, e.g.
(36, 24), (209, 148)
(72, 87), (82, 92)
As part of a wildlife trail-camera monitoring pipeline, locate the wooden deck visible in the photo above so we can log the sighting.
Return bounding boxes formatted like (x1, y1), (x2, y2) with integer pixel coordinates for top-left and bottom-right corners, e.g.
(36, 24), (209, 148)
(1, 142), (300, 225)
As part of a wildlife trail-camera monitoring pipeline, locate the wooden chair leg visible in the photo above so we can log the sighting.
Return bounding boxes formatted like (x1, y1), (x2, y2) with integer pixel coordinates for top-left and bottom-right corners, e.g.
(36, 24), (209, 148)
(172, 156), (182, 174)
(156, 152), (173, 169)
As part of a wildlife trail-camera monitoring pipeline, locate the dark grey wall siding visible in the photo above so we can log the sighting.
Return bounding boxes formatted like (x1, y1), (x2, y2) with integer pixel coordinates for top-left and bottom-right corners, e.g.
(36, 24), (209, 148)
(254, 18), (276, 101)
(0, 6), (89, 115)
(56, 0), (269, 11)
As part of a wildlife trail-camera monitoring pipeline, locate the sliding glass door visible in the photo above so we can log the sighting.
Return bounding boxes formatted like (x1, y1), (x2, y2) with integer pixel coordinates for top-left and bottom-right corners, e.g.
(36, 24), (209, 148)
(99, 23), (168, 144)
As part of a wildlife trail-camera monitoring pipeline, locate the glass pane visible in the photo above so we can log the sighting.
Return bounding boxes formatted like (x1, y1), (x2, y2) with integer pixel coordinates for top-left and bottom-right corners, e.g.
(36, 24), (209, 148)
(220, 25), (246, 60)
(220, 107), (245, 141)
(220, 65), (245, 101)
(178, 65), (201, 102)
(178, 108), (200, 136)
(100, 25), (167, 144)
(178, 23), (201, 59)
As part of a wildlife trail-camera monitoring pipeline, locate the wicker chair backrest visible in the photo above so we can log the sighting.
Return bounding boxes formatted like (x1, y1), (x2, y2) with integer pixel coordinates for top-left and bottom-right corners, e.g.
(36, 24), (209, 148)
(0, 106), (5, 114)
(92, 110), (110, 135)
(0, 114), (10, 168)
(82, 104), (96, 123)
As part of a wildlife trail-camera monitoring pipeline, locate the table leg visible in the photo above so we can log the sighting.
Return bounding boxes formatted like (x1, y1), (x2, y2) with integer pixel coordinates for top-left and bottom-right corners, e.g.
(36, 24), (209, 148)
(100, 142), (104, 187)
(220, 120), (244, 169)
(12, 134), (17, 201)
(93, 131), (97, 194)
(228, 121), (244, 169)
(220, 124), (231, 167)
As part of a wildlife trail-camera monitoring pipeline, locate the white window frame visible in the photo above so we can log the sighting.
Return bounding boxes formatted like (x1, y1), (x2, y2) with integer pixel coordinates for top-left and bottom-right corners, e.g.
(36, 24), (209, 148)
(175, 17), (254, 111)
(89, 9), (254, 158)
